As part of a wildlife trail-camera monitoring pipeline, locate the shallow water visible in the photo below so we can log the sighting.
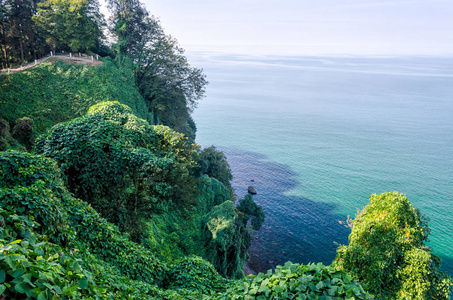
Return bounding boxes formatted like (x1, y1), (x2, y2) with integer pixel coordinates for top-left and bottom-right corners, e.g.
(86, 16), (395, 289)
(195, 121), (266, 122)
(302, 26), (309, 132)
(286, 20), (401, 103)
(191, 53), (453, 275)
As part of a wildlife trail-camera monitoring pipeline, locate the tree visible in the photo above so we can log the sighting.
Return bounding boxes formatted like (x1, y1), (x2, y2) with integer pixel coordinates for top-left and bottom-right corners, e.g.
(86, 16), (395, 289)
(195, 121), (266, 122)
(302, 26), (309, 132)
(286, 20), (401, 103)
(201, 193), (264, 279)
(334, 192), (453, 299)
(198, 146), (233, 197)
(107, 0), (207, 139)
(33, 0), (105, 53)
(237, 194), (264, 231)
(0, 0), (37, 66)
(35, 101), (199, 241)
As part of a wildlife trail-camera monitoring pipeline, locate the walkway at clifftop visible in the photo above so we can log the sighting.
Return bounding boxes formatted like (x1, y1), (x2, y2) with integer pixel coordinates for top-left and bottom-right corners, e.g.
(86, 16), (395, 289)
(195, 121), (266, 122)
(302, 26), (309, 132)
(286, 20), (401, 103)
(1, 53), (103, 75)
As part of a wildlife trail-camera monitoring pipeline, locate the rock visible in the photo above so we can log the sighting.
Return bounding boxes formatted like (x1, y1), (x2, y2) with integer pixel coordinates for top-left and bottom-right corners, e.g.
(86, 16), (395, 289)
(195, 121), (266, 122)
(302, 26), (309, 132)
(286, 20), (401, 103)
(248, 186), (257, 194)
(251, 179), (255, 182)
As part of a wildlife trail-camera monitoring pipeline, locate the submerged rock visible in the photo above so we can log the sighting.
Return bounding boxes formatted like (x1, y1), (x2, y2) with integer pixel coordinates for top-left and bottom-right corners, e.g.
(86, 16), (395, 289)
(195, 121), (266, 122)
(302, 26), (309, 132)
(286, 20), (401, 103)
(248, 186), (257, 194)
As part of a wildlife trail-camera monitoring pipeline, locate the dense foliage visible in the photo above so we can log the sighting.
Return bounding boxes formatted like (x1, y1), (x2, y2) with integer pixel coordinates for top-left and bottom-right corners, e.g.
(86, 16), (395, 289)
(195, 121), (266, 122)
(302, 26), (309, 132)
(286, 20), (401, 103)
(3, 5), (451, 297)
(334, 192), (453, 299)
(1, 0), (206, 142)
(107, 0), (206, 141)
(144, 175), (231, 261)
(33, 0), (105, 53)
(0, 0), (105, 68)
(220, 262), (372, 300)
(198, 145), (234, 196)
(201, 200), (250, 279)
(0, 58), (152, 136)
(0, 150), (229, 299)
(35, 101), (198, 241)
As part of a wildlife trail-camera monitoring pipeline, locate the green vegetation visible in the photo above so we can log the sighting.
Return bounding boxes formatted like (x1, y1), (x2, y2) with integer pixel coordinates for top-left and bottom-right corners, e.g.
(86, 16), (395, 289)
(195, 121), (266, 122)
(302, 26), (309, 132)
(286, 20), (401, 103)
(0, 0), (106, 68)
(35, 101), (197, 242)
(334, 192), (453, 299)
(0, 150), (228, 299)
(33, 0), (105, 53)
(2, 0), (452, 298)
(198, 145), (234, 196)
(107, 0), (206, 141)
(221, 262), (372, 300)
(0, 58), (151, 134)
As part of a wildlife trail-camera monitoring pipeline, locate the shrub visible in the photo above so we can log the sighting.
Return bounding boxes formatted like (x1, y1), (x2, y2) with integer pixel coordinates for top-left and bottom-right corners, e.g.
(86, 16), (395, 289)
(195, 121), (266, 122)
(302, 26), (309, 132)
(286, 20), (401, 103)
(216, 262), (372, 299)
(167, 256), (229, 294)
(201, 201), (250, 279)
(334, 192), (453, 299)
(199, 146), (233, 196)
(12, 117), (35, 151)
(35, 101), (198, 241)
(0, 119), (10, 138)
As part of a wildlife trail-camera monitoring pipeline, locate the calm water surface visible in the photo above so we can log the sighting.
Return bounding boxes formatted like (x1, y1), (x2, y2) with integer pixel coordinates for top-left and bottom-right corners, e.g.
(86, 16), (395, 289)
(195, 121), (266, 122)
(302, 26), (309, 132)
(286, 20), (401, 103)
(190, 53), (453, 275)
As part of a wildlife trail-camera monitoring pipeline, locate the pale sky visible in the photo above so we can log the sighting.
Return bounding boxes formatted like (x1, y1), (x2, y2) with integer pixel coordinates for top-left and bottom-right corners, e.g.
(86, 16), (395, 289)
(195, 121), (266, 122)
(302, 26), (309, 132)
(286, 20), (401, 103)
(136, 0), (453, 56)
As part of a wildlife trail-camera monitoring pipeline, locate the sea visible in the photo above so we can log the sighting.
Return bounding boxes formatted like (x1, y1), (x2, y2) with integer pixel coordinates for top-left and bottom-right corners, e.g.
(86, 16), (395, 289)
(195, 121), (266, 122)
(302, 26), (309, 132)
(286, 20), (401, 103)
(189, 53), (453, 276)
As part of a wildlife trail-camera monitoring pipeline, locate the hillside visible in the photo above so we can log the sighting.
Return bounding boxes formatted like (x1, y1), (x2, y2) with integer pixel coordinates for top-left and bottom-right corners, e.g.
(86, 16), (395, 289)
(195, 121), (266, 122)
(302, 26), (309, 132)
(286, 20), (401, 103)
(0, 61), (377, 299)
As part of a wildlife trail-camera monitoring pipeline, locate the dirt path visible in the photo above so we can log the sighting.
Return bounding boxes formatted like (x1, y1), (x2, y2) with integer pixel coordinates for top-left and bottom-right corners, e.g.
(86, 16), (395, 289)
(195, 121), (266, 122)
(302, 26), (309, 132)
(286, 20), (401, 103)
(0, 54), (103, 75)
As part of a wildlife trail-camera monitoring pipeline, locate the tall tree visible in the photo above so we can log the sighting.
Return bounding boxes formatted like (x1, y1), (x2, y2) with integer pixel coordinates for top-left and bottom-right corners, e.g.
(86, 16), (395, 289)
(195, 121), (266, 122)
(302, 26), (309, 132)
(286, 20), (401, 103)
(33, 0), (105, 53)
(107, 0), (207, 140)
(1, 0), (36, 66)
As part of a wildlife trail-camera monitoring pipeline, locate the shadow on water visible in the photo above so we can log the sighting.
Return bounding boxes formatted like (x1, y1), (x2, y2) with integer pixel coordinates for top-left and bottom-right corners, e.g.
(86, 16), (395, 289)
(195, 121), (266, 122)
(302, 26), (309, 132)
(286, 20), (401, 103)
(439, 255), (453, 277)
(220, 148), (351, 274)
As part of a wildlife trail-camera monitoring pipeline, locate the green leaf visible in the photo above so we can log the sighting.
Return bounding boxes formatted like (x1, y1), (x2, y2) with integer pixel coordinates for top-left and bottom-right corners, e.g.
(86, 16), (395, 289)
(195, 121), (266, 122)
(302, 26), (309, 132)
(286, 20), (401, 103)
(11, 268), (25, 278)
(0, 270), (5, 283)
(37, 292), (47, 300)
(15, 282), (26, 294)
(78, 277), (88, 289)
(0, 284), (6, 295)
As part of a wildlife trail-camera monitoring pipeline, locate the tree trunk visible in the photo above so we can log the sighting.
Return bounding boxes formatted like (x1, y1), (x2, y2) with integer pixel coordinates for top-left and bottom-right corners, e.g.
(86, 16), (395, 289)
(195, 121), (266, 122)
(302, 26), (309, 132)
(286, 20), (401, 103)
(19, 36), (24, 65)
(1, 45), (8, 69)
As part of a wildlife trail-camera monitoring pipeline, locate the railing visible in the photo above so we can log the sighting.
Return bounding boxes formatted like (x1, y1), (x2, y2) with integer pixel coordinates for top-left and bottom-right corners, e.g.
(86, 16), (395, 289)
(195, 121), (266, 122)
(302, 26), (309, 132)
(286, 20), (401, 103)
(0, 52), (100, 75)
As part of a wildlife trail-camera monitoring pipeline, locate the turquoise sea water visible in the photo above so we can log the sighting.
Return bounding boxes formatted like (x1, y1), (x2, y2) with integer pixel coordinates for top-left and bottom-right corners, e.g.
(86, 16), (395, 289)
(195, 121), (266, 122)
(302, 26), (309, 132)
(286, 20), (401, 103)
(190, 53), (453, 275)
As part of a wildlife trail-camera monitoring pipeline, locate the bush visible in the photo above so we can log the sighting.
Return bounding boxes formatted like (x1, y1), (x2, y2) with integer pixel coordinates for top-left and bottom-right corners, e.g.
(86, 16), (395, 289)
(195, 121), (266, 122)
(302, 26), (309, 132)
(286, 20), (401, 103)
(0, 150), (225, 298)
(199, 146), (233, 196)
(201, 201), (250, 279)
(35, 101), (198, 241)
(167, 256), (229, 293)
(216, 262), (372, 299)
(11, 117), (35, 151)
(334, 192), (453, 299)
(237, 194), (265, 230)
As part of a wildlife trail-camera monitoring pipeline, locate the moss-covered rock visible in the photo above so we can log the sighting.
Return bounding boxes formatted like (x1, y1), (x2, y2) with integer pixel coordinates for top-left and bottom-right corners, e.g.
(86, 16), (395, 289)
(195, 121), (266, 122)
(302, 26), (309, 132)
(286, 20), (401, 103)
(202, 201), (250, 279)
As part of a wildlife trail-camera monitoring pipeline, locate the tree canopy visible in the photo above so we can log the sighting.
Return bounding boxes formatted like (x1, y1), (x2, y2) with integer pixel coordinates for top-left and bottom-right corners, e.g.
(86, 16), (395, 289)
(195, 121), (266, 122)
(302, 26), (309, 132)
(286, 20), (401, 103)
(0, 0), (105, 68)
(33, 0), (105, 53)
(334, 192), (453, 299)
(35, 101), (198, 241)
(107, 0), (207, 139)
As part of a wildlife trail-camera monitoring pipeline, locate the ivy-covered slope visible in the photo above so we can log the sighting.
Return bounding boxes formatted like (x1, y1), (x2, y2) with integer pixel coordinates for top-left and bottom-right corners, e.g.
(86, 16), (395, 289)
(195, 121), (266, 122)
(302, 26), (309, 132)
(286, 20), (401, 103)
(0, 58), (152, 151)
(0, 149), (373, 299)
(0, 150), (229, 299)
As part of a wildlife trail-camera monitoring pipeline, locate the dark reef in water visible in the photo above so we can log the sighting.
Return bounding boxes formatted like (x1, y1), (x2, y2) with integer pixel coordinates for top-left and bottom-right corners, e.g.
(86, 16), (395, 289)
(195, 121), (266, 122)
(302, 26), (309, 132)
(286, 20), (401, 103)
(220, 148), (351, 274)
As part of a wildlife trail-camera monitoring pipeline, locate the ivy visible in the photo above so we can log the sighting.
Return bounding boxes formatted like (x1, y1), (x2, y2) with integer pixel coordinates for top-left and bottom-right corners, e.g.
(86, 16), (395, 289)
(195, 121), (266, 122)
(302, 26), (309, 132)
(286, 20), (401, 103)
(35, 101), (198, 241)
(214, 262), (372, 300)
(334, 192), (453, 299)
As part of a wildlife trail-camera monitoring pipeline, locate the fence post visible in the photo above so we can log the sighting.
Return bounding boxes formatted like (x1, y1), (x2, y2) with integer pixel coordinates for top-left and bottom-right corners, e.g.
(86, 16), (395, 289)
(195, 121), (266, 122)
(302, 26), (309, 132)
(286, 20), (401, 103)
(50, 51), (53, 56)
(91, 56), (94, 61)
(35, 60), (37, 65)
(70, 53), (72, 58)
(97, 55), (99, 60)
(79, 53), (81, 57)
(7, 68), (10, 74)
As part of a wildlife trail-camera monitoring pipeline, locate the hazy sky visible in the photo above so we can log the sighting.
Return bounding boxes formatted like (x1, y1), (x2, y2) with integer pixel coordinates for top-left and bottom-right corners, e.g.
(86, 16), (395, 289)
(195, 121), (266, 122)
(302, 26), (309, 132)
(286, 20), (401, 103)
(133, 0), (453, 56)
